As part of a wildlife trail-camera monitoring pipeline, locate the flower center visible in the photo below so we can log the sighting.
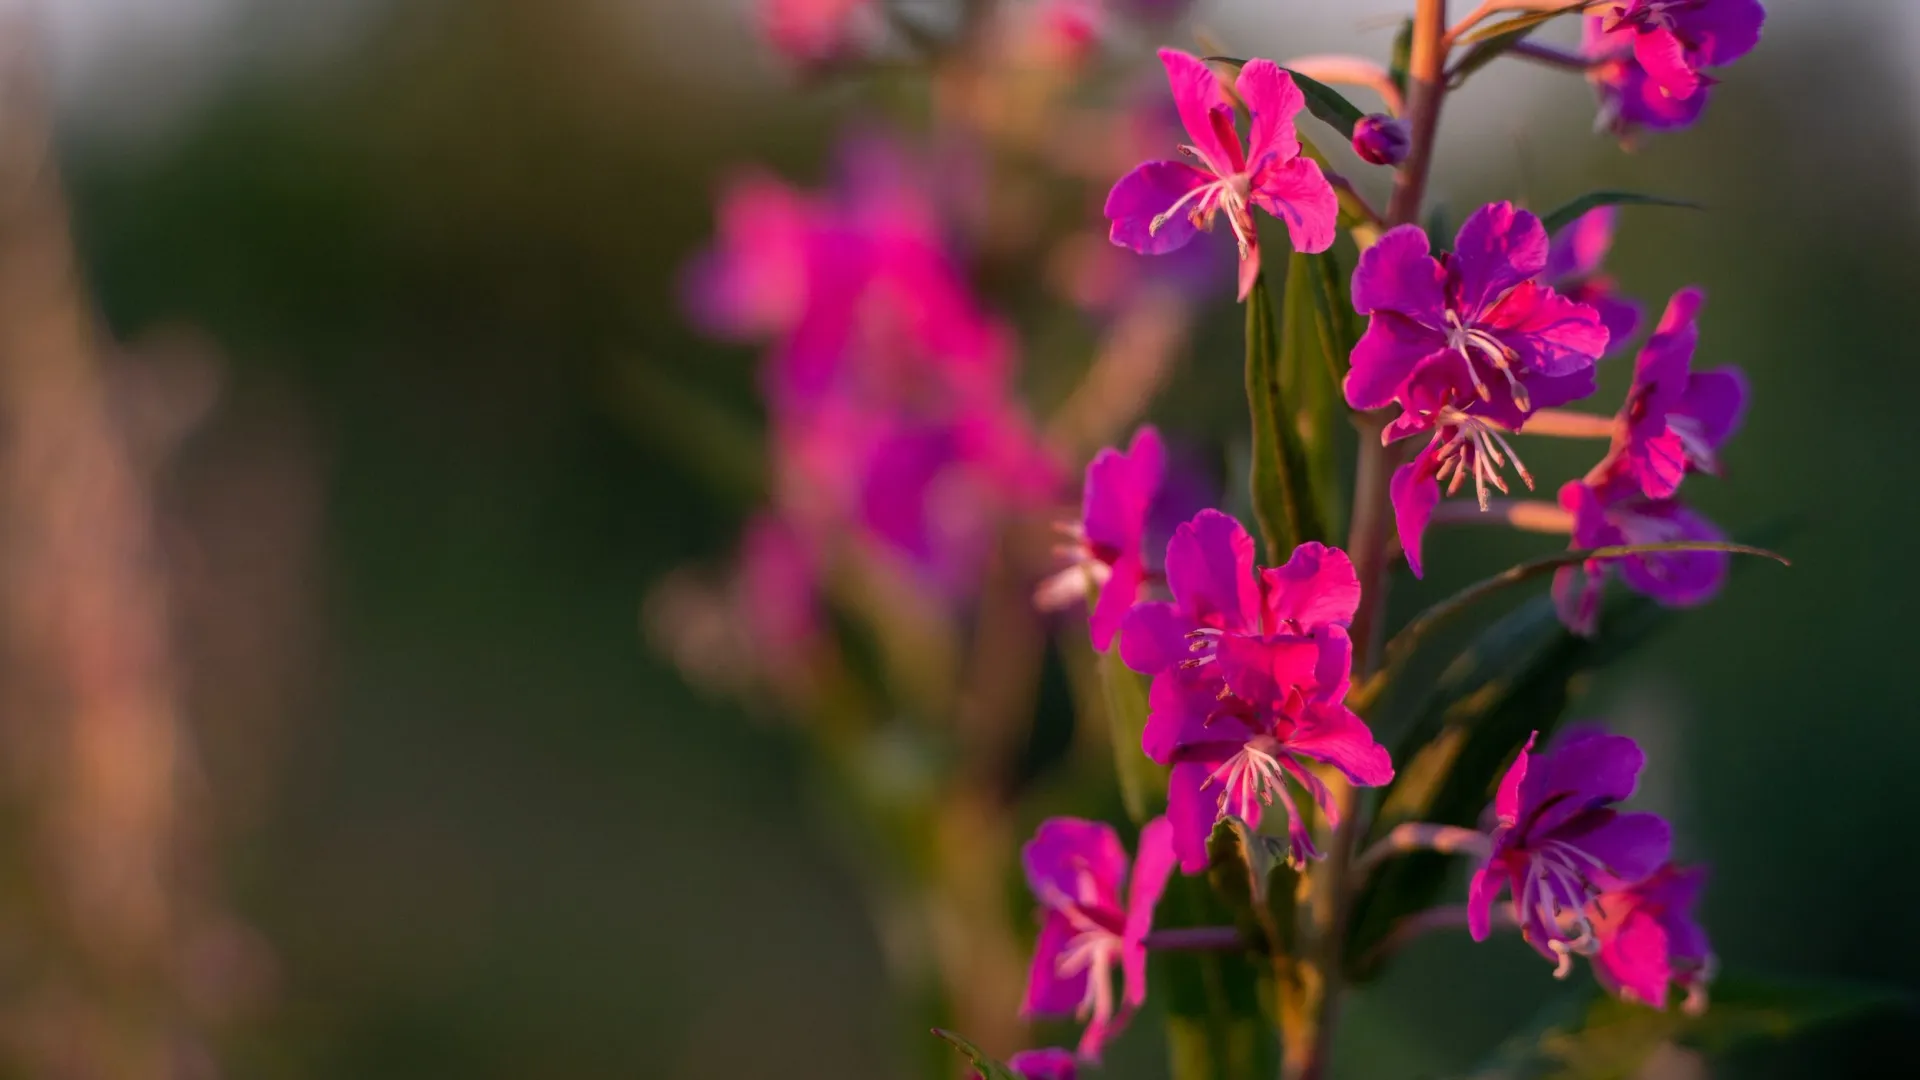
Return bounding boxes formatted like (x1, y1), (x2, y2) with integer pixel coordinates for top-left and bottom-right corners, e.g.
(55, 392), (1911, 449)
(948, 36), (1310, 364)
(1443, 310), (1533, 411)
(1516, 839), (1612, 977)
(1665, 414), (1717, 474)
(1206, 737), (1290, 822)
(1033, 521), (1115, 611)
(1428, 406), (1535, 511)
(1049, 894), (1125, 1026)
(1149, 161), (1258, 260)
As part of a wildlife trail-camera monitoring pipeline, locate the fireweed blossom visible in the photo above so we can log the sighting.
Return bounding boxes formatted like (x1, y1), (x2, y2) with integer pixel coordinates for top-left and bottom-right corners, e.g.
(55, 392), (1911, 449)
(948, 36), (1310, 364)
(1119, 510), (1391, 870)
(1545, 207), (1643, 349)
(1588, 863), (1716, 1012)
(1551, 476), (1731, 636)
(1583, 2), (1765, 139)
(1035, 426), (1167, 651)
(1000, 1049), (1079, 1080)
(1590, 287), (1748, 500)
(1468, 730), (1672, 977)
(758, 0), (872, 66)
(1105, 49), (1338, 300)
(1021, 816), (1177, 1061)
(1343, 202), (1610, 575)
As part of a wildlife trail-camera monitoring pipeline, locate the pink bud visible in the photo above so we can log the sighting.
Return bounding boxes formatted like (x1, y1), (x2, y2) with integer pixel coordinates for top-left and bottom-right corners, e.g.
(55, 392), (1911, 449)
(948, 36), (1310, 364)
(1351, 114), (1410, 167)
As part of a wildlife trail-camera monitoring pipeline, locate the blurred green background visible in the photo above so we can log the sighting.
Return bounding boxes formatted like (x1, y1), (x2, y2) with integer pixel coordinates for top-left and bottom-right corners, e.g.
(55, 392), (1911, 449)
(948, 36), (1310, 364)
(36, 0), (1919, 1075)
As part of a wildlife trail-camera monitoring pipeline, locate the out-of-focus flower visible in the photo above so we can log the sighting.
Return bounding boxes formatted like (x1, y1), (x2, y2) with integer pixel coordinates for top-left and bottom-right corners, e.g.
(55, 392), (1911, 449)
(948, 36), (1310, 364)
(1468, 730), (1672, 977)
(1588, 863), (1715, 1012)
(1345, 203), (1609, 574)
(1351, 113), (1410, 166)
(1105, 50), (1338, 300)
(682, 172), (818, 342)
(733, 514), (822, 673)
(1589, 287), (1747, 500)
(1119, 511), (1389, 870)
(994, 1048), (1079, 1080)
(1035, 426), (1166, 650)
(1544, 207), (1643, 348)
(1550, 475), (1729, 636)
(1583, 1), (1764, 140)
(759, 0), (872, 67)
(1021, 816), (1177, 1062)
(1593, 1), (1765, 102)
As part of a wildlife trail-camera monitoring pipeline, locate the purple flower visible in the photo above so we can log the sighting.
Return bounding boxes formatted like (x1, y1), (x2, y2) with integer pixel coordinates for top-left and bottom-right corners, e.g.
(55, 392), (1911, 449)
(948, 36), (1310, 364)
(1588, 863), (1715, 1012)
(1345, 203), (1610, 574)
(1119, 511), (1390, 870)
(1351, 113), (1410, 166)
(1551, 476), (1730, 636)
(1002, 1049), (1078, 1080)
(734, 514), (821, 670)
(1591, 288), (1749, 500)
(682, 172), (819, 342)
(1105, 50), (1338, 301)
(759, 0), (871, 66)
(1035, 427), (1167, 651)
(1544, 207), (1643, 348)
(1595, 1), (1766, 103)
(1021, 816), (1177, 1062)
(1468, 730), (1672, 977)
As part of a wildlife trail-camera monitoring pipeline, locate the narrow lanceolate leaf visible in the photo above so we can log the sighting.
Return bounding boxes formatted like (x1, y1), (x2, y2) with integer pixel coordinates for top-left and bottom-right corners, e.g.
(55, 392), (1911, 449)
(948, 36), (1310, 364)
(1285, 70), (1366, 139)
(1100, 644), (1168, 824)
(1388, 18), (1413, 98)
(1344, 590), (1677, 977)
(1450, 4), (1596, 85)
(1539, 190), (1703, 235)
(1457, 976), (1906, 1079)
(1205, 817), (1300, 958)
(1280, 251), (1352, 542)
(1245, 273), (1328, 561)
(1156, 873), (1279, 1080)
(931, 1029), (1021, 1080)
(1363, 541), (1788, 701)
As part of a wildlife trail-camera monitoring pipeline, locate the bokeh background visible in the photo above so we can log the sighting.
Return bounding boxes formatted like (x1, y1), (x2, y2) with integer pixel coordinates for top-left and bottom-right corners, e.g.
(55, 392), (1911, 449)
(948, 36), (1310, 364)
(2, 0), (1914, 1076)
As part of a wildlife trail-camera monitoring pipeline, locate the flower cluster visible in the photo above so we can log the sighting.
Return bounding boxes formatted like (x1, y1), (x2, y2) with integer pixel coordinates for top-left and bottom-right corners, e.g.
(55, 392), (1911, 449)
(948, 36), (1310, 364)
(1585, 0), (1766, 142)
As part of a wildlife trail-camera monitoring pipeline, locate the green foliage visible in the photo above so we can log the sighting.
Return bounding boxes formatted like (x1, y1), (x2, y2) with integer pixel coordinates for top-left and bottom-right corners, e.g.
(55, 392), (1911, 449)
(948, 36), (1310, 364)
(1279, 250), (1355, 543)
(931, 1028), (1020, 1080)
(1461, 977), (1906, 1079)
(1155, 874), (1280, 1080)
(1244, 273), (1330, 560)
(1100, 644), (1168, 824)
(1450, 3), (1601, 88)
(1538, 191), (1703, 235)
(1285, 71), (1367, 139)
(1205, 817), (1300, 958)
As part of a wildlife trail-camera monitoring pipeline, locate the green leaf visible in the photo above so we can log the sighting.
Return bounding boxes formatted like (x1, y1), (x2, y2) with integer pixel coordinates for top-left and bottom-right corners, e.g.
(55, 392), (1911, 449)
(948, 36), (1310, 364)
(1155, 873), (1280, 1080)
(1388, 18), (1413, 99)
(1458, 976), (1906, 1079)
(1538, 190), (1703, 235)
(1245, 273), (1329, 561)
(1100, 644), (1167, 824)
(1363, 541), (1788, 703)
(1280, 251), (1352, 543)
(1344, 589), (1676, 976)
(1285, 70), (1366, 139)
(1458, 2), (1598, 47)
(1205, 817), (1300, 957)
(1449, 4), (1599, 86)
(931, 1028), (1020, 1080)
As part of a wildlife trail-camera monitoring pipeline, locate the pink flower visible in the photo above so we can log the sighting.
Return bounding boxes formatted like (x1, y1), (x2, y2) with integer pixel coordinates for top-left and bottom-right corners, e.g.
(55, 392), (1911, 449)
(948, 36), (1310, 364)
(1590, 287), (1748, 500)
(1021, 816), (1177, 1062)
(759, 0), (871, 66)
(682, 172), (819, 342)
(1036, 426), (1169, 651)
(1544, 207), (1643, 348)
(1350, 114), (1410, 166)
(1550, 476), (1730, 636)
(1595, 1), (1766, 103)
(1588, 863), (1715, 1012)
(1002, 1049), (1078, 1080)
(1344, 203), (1610, 575)
(1468, 730), (1672, 977)
(1119, 511), (1390, 870)
(733, 515), (822, 671)
(1105, 50), (1338, 300)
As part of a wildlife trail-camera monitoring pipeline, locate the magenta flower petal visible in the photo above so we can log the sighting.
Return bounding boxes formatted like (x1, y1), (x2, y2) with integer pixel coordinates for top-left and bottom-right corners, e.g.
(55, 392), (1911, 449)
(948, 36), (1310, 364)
(1467, 863), (1502, 941)
(1250, 155), (1338, 256)
(1167, 758), (1235, 874)
(1632, 26), (1700, 100)
(1006, 1048), (1079, 1080)
(1023, 912), (1090, 1017)
(1594, 906), (1674, 1007)
(1141, 675), (1256, 765)
(1565, 811), (1673, 888)
(1519, 729), (1644, 836)
(1389, 449), (1442, 579)
(1684, 0), (1766, 67)
(1481, 282), (1612, 380)
(1451, 201), (1551, 316)
(1350, 224), (1447, 325)
(1494, 732), (1535, 823)
(1158, 48), (1244, 175)
(1545, 207), (1617, 283)
(1024, 817), (1130, 903)
(1084, 426), (1166, 552)
(1122, 816), (1177, 1008)
(1119, 600), (1190, 676)
(1090, 554), (1147, 653)
(1345, 315), (1443, 411)
(1676, 367), (1749, 464)
(1163, 509), (1261, 632)
(1105, 161), (1215, 255)
(1235, 59), (1303, 168)
(1285, 701), (1394, 786)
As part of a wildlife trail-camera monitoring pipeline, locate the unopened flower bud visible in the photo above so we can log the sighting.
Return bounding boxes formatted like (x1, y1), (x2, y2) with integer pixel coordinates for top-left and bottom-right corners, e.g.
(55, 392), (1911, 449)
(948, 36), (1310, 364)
(1351, 113), (1410, 166)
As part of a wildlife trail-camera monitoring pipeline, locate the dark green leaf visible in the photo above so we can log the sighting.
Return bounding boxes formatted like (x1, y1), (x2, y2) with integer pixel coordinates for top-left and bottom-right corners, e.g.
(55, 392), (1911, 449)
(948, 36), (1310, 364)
(1155, 873), (1280, 1080)
(1456, 976), (1906, 1079)
(1100, 644), (1167, 824)
(1449, 3), (1604, 87)
(1205, 817), (1300, 957)
(1539, 191), (1702, 235)
(1280, 251), (1351, 543)
(932, 1028), (1021, 1080)
(1388, 18), (1413, 99)
(1364, 541), (1788, 703)
(1285, 70), (1366, 139)
(1245, 273), (1329, 561)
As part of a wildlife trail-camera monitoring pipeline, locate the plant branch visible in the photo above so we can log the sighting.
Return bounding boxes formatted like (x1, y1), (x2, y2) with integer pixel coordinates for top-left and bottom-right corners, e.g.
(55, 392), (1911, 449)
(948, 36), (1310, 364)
(1142, 926), (1249, 952)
